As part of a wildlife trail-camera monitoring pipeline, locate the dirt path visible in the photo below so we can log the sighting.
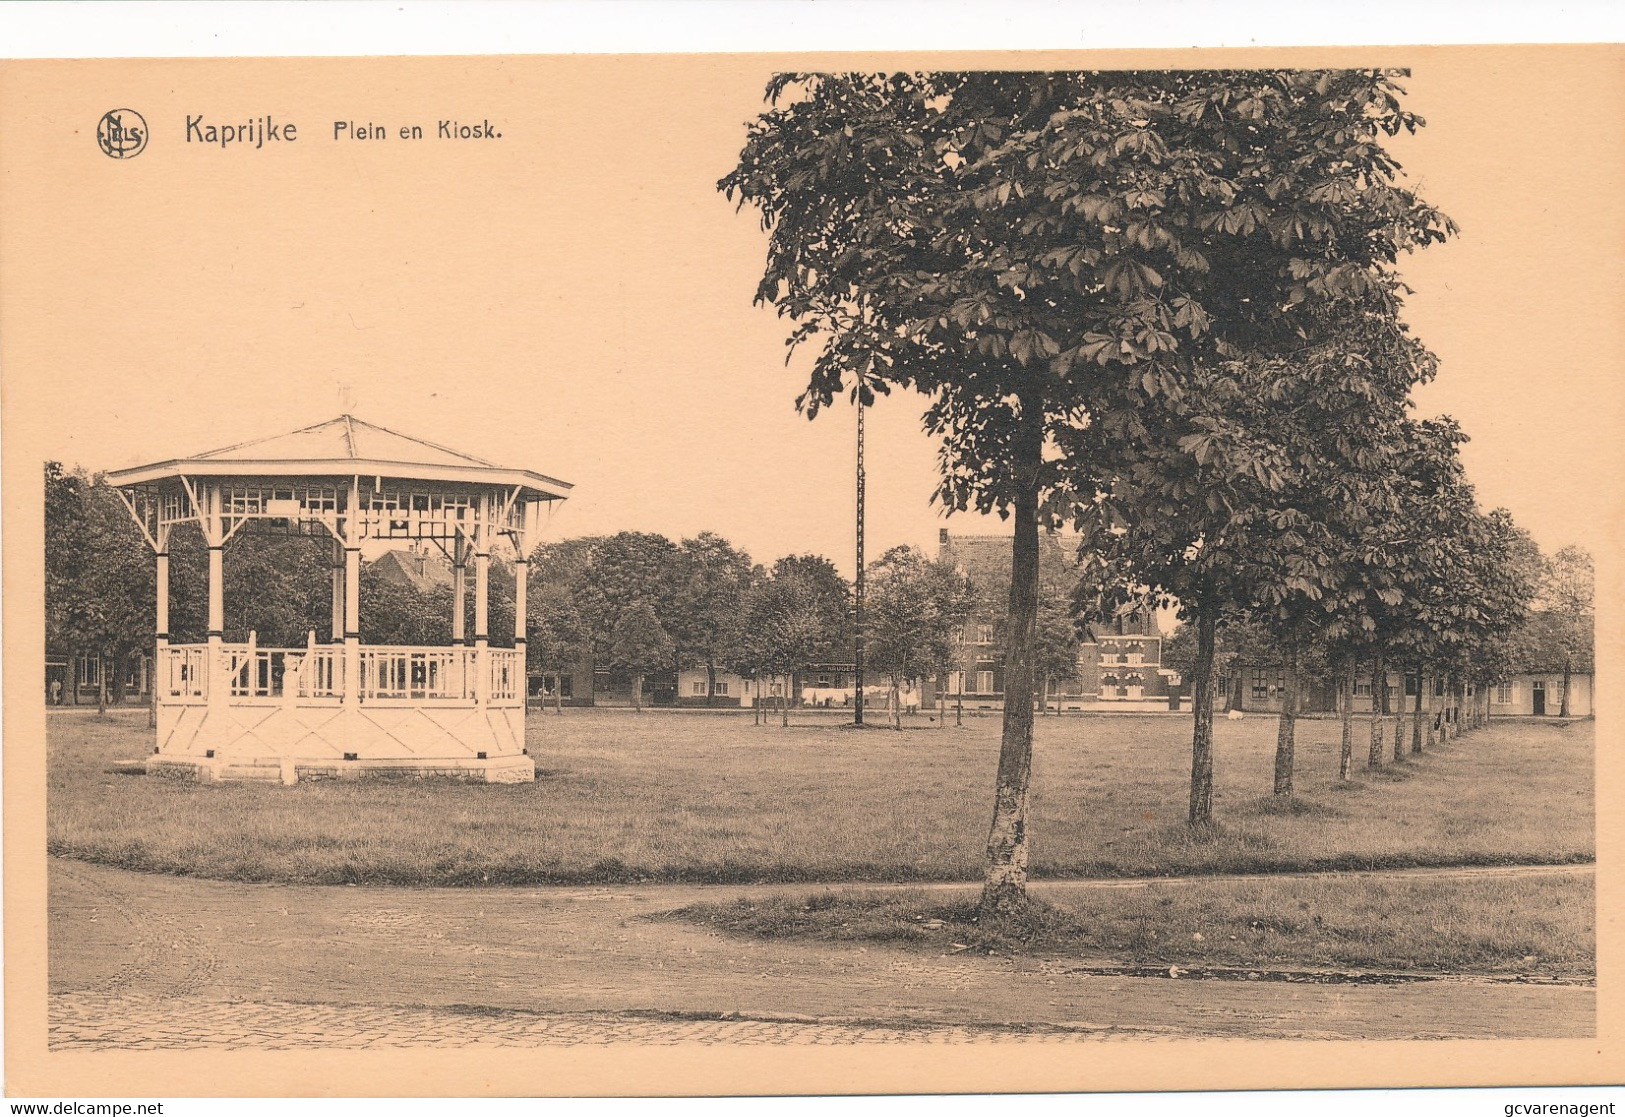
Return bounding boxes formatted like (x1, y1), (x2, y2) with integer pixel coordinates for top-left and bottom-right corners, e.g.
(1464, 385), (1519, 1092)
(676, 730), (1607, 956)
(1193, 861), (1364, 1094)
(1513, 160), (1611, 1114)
(49, 859), (1593, 1046)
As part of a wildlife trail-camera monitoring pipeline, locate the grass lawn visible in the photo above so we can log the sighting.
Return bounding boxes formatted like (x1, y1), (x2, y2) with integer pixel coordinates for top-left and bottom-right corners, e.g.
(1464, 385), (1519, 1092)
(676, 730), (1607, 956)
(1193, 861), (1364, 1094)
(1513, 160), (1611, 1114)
(46, 707), (1594, 886)
(665, 873), (1595, 980)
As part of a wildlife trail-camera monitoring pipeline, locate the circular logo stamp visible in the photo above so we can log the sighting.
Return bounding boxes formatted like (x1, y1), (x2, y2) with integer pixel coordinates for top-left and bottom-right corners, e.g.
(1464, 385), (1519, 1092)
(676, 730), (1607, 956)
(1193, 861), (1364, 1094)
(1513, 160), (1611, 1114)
(96, 108), (148, 159)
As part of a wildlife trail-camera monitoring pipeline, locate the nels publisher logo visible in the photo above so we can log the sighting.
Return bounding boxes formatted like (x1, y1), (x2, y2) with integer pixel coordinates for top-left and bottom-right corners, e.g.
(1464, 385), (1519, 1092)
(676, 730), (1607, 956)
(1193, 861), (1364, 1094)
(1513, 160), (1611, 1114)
(96, 108), (148, 159)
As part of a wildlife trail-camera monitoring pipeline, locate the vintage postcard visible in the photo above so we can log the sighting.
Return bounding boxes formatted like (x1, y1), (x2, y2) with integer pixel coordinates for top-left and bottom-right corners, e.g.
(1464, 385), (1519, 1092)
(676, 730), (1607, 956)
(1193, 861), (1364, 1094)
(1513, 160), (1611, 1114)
(3, 40), (1621, 1099)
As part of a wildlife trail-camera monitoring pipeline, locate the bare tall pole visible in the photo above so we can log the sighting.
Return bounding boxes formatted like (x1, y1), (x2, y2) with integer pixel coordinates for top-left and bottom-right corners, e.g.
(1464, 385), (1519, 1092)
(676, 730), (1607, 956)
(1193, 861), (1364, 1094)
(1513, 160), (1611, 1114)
(853, 393), (866, 727)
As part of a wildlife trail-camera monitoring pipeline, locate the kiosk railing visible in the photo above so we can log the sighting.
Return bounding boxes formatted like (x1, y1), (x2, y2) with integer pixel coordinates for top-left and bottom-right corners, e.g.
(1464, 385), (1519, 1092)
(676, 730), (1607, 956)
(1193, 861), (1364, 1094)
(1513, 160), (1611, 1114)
(159, 640), (523, 707)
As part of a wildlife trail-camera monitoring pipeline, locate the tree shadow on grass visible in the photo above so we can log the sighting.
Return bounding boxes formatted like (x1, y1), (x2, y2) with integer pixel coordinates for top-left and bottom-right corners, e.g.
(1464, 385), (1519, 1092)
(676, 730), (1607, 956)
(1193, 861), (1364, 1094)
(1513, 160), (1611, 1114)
(1367, 763), (1420, 784)
(1244, 794), (1346, 819)
(1168, 819), (1276, 850)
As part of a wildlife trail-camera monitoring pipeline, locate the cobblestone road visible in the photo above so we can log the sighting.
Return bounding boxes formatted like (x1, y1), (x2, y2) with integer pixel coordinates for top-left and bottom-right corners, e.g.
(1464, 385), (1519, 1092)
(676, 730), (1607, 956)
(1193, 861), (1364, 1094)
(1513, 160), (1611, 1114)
(50, 992), (1155, 1049)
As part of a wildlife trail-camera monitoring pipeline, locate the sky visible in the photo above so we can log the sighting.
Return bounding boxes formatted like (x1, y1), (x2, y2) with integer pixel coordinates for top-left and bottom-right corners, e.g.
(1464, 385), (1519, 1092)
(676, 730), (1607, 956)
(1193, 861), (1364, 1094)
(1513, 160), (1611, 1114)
(4, 47), (1622, 578)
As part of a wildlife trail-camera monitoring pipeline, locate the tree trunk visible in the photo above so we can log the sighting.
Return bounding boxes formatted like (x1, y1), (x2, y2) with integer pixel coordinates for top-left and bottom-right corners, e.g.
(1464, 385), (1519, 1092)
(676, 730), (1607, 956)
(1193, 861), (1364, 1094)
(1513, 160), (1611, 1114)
(1273, 644), (1298, 796)
(938, 683), (945, 730)
(555, 672), (563, 714)
(97, 654), (108, 716)
(1561, 655), (1572, 718)
(782, 675), (790, 728)
(632, 672), (643, 713)
(148, 665), (157, 729)
(1424, 671), (1436, 748)
(1411, 668), (1424, 754)
(1392, 672), (1406, 763)
(1367, 654), (1384, 768)
(706, 658), (717, 708)
(1338, 654), (1355, 781)
(892, 674), (902, 731)
(956, 673), (963, 727)
(112, 652), (128, 705)
(1188, 606), (1218, 825)
(981, 426), (1041, 917)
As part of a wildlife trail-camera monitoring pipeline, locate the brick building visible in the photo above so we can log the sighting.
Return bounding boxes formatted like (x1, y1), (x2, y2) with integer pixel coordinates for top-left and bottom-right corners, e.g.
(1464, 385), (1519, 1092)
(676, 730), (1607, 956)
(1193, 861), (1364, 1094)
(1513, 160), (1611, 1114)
(936, 530), (1175, 711)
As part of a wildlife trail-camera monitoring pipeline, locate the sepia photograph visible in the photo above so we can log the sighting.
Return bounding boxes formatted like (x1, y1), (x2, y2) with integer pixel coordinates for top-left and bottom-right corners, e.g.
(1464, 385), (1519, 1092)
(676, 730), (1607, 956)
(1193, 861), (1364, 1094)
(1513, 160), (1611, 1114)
(2, 25), (1621, 1101)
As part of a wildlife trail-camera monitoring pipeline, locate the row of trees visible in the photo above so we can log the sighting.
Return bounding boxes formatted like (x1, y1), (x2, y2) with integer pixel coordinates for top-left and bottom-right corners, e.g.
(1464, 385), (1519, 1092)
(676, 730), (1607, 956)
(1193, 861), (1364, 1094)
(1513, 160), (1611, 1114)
(1164, 543), (1594, 722)
(526, 532), (980, 726)
(721, 67), (1567, 915)
(1161, 533), (1594, 739)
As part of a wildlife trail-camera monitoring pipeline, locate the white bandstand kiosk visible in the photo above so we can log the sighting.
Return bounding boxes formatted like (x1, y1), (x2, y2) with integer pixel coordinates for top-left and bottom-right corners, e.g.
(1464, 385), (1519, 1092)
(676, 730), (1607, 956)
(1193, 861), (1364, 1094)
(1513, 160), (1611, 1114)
(107, 415), (571, 784)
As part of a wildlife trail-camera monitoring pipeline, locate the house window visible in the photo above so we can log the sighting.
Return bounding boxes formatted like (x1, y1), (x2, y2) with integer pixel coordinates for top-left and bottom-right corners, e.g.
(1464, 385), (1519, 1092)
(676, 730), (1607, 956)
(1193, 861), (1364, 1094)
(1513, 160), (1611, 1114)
(975, 671), (995, 694)
(1433, 677), (1446, 697)
(691, 681), (706, 696)
(1354, 679), (1372, 696)
(1496, 681), (1512, 704)
(1250, 668), (1271, 701)
(770, 682), (783, 696)
(1405, 676), (1419, 696)
(976, 624), (994, 645)
(715, 682), (729, 697)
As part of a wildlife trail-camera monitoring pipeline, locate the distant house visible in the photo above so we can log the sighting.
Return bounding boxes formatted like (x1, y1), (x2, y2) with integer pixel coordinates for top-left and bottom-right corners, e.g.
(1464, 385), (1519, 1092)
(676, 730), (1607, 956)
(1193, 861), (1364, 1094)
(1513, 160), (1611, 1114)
(675, 665), (749, 707)
(672, 663), (914, 711)
(936, 529), (1175, 711)
(370, 545), (454, 595)
(1490, 672), (1593, 718)
(1216, 660), (1339, 715)
(528, 665), (596, 707)
(1208, 662), (1592, 720)
(1076, 606), (1175, 708)
(45, 651), (152, 705)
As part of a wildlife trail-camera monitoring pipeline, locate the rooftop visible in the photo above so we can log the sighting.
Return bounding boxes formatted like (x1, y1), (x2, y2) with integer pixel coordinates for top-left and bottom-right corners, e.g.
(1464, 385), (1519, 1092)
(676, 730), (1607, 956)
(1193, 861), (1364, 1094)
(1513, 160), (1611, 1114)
(106, 414), (572, 500)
